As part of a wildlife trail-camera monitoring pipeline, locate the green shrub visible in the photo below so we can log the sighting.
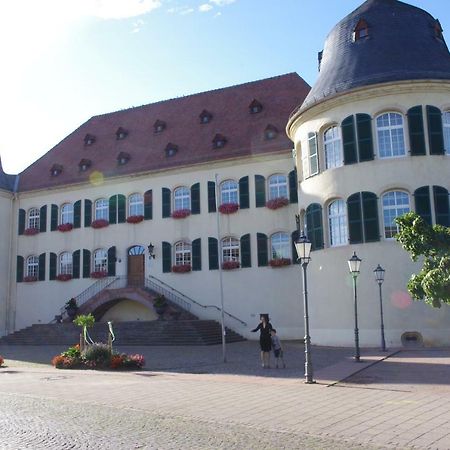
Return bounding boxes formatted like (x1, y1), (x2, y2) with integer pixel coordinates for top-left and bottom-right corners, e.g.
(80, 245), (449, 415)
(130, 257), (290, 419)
(82, 343), (111, 368)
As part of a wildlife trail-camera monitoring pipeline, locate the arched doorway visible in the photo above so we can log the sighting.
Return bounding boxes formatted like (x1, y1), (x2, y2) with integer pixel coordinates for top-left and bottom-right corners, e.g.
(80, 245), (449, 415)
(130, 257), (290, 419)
(128, 245), (145, 286)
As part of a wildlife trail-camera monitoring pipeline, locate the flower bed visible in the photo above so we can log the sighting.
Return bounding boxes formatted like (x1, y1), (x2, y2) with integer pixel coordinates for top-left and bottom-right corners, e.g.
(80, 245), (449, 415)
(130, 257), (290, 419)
(266, 197), (289, 210)
(126, 215), (144, 224)
(222, 260), (240, 270)
(218, 203), (239, 214)
(91, 219), (109, 229)
(24, 227), (39, 236)
(57, 223), (73, 232)
(269, 258), (292, 268)
(56, 274), (72, 282)
(171, 209), (191, 219)
(90, 271), (108, 279)
(172, 264), (192, 273)
(23, 275), (38, 282)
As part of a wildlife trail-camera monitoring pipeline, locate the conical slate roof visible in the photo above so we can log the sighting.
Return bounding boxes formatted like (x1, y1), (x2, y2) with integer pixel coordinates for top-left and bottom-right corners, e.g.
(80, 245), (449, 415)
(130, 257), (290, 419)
(300, 0), (450, 112)
(0, 156), (16, 192)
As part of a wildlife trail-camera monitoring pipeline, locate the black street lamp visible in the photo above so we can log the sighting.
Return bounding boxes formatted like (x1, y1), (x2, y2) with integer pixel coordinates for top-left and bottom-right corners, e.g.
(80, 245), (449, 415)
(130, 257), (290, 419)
(374, 264), (386, 351)
(147, 243), (155, 260)
(295, 232), (314, 384)
(348, 252), (362, 362)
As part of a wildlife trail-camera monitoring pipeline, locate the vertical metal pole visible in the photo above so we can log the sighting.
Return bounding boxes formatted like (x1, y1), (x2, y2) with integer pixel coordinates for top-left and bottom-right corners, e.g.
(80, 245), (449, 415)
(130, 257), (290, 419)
(302, 262), (314, 383)
(378, 282), (386, 351)
(215, 173), (227, 363)
(353, 275), (360, 361)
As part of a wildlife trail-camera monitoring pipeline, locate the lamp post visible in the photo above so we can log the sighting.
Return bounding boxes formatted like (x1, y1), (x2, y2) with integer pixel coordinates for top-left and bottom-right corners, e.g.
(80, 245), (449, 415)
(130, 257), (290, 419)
(147, 243), (155, 260)
(348, 252), (362, 362)
(295, 232), (314, 384)
(374, 264), (386, 351)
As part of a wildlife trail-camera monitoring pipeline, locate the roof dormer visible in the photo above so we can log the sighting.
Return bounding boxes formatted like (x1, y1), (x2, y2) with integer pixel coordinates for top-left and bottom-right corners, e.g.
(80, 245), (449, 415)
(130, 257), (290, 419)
(435, 20), (444, 42)
(165, 143), (178, 157)
(117, 152), (131, 165)
(116, 127), (128, 140)
(79, 159), (92, 172)
(353, 19), (369, 41)
(199, 110), (213, 124)
(249, 99), (263, 114)
(212, 134), (227, 149)
(264, 124), (278, 140)
(84, 134), (96, 146)
(154, 120), (166, 133)
(50, 164), (63, 177)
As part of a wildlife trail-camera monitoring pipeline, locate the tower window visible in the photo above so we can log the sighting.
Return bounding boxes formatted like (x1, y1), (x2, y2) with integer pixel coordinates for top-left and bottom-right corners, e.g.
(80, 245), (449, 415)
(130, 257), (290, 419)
(353, 19), (369, 41)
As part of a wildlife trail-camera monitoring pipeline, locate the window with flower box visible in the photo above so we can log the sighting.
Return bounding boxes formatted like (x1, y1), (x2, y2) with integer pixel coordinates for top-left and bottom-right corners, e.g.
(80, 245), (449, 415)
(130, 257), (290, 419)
(28, 208), (40, 230)
(221, 237), (240, 269)
(268, 174), (288, 200)
(128, 193), (144, 218)
(93, 249), (108, 275)
(26, 255), (39, 279)
(59, 252), (73, 276)
(174, 187), (190, 211)
(173, 241), (192, 272)
(60, 203), (74, 225)
(270, 232), (290, 261)
(95, 199), (109, 221)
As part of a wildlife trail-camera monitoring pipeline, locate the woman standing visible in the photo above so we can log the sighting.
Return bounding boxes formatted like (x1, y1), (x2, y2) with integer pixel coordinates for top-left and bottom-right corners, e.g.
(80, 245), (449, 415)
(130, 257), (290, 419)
(251, 313), (273, 368)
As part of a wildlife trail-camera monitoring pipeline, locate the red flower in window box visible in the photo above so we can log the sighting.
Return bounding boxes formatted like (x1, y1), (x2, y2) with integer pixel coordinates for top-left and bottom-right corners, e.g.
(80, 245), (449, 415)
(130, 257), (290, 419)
(218, 203), (239, 214)
(23, 275), (38, 282)
(269, 258), (292, 268)
(172, 264), (192, 273)
(171, 209), (191, 219)
(24, 227), (39, 236)
(57, 223), (73, 232)
(56, 274), (72, 281)
(91, 219), (109, 229)
(266, 197), (289, 210)
(90, 271), (108, 278)
(222, 260), (240, 270)
(126, 215), (144, 224)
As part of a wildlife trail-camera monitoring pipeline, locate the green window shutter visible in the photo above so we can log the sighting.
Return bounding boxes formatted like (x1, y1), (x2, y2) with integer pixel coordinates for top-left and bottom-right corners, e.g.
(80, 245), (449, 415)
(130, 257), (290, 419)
(162, 242), (172, 273)
(254, 175), (266, 207)
(109, 195), (117, 224)
(39, 205), (47, 232)
(208, 181), (216, 213)
(84, 199), (92, 227)
(306, 203), (324, 250)
(72, 250), (80, 279)
(362, 191), (380, 242)
(144, 190), (153, 220)
(427, 105), (445, 155)
(291, 230), (300, 265)
(414, 186), (432, 225)
(191, 183), (200, 215)
(257, 233), (268, 267)
(342, 115), (358, 165)
(356, 114), (374, 162)
(208, 237), (218, 270)
(49, 252), (57, 280)
(117, 195), (126, 223)
(107, 246), (116, 276)
(433, 185), (450, 226)
(73, 200), (81, 228)
(239, 176), (249, 209)
(38, 253), (46, 281)
(16, 255), (24, 282)
(288, 170), (298, 203)
(192, 238), (202, 271)
(240, 233), (251, 268)
(347, 193), (363, 244)
(83, 249), (91, 279)
(408, 106), (426, 156)
(18, 209), (25, 235)
(162, 188), (171, 218)
(50, 204), (58, 231)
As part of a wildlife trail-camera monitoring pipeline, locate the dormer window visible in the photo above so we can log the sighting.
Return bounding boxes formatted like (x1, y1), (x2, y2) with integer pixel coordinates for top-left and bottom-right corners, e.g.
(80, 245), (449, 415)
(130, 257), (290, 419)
(154, 120), (166, 133)
(79, 159), (92, 172)
(165, 143), (178, 157)
(84, 134), (96, 146)
(50, 164), (63, 177)
(199, 110), (213, 124)
(435, 20), (444, 41)
(353, 19), (369, 41)
(213, 134), (227, 149)
(249, 99), (263, 114)
(264, 124), (278, 140)
(117, 152), (131, 165)
(116, 127), (128, 140)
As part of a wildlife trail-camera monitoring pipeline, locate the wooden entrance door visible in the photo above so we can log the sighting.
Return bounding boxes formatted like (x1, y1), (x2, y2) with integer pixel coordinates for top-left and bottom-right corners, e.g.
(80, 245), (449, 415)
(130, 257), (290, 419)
(128, 254), (145, 287)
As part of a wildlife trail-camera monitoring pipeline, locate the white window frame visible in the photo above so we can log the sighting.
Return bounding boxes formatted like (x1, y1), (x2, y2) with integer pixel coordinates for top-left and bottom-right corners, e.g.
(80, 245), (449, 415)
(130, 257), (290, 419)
(308, 133), (319, 176)
(95, 199), (109, 221)
(93, 249), (108, 272)
(270, 232), (290, 260)
(174, 186), (190, 211)
(60, 203), (74, 225)
(324, 126), (343, 169)
(59, 252), (73, 275)
(268, 174), (288, 200)
(26, 255), (39, 278)
(328, 199), (348, 247)
(443, 111), (450, 155)
(128, 193), (144, 217)
(376, 112), (406, 159)
(174, 241), (192, 266)
(28, 208), (40, 229)
(382, 190), (410, 239)
(220, 180), (238, 205)
(221, 237), (240, 263)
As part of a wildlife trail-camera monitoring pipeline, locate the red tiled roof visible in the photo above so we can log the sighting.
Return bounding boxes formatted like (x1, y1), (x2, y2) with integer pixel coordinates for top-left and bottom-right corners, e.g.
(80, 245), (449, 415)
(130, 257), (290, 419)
(18, 73), (310, 192)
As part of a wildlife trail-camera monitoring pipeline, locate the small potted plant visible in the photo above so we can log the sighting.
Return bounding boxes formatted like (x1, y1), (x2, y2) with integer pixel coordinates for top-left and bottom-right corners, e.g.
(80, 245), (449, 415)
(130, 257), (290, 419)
(65, 298), (78, 320)
(153, 294), (167, 318)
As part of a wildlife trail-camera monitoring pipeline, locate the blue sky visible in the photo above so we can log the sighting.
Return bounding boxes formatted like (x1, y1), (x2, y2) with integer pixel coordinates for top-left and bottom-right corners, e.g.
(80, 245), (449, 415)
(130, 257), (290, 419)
(1, 0), (449, 173)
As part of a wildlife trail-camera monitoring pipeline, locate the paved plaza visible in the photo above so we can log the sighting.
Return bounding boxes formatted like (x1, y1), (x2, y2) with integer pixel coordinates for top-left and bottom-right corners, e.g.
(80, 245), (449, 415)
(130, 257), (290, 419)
(0, 341), (450, 449)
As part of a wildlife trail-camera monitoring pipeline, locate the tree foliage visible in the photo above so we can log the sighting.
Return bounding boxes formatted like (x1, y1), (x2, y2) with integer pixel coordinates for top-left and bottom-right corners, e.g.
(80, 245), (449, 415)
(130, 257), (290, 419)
(395, 212), (450, 308)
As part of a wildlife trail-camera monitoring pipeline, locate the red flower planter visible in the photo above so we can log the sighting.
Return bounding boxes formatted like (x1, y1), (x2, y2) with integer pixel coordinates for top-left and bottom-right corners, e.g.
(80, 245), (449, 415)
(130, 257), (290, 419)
(172, 264), (192, 273)
(222, 260), (240, 270)
(24, 227), (39, 236)
(126, 215), (144, 224)
(218, 203), (239, 214)
(266, 197), (289, 210)
(91, 219), (109, 229)
(56, 274), (72, 281)
(57, 223), (73, 232)
(23, 276), (38, 282)
(172, 209), (191, 219)
(90, 271), (108, 278)
(269, 258), (292, 268)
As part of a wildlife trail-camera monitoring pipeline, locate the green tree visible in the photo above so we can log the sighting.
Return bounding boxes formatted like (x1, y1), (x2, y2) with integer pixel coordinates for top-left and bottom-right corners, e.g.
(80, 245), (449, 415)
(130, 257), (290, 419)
(395, 212), (450, 307)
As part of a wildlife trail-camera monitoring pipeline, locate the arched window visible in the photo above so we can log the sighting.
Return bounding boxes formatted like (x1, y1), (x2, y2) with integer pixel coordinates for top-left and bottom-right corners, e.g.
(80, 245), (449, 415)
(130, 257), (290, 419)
(324, 126), (343, 169)
(270, 232), (290, 259)
(220, 180), (238, 204)
(382, 191), (410, 238)
(93, 249), (108, 272)
(221, 237), (240, 262)
(128, 193), (144, 217)
(26, 255), (39, 278)
(268, 175), (288, 200)
(174, 241), (191, 266)
(59, 252), (73, 275)
(443, 111), (450, 155)
(28, 208), (40, 229)
(353, 19), (369, 41)
(95, 199), (109, 221)
(174, 187), (190, 211)
(376, 112), (406, 158)
(328, 200), (348, 246)
(60, 203), (73, 225)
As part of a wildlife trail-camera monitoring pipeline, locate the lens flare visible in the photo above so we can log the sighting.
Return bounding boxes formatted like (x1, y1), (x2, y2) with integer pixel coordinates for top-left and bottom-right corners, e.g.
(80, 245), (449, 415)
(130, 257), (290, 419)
(391, 290), (412, 309)
(89, 171), (104, 186)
